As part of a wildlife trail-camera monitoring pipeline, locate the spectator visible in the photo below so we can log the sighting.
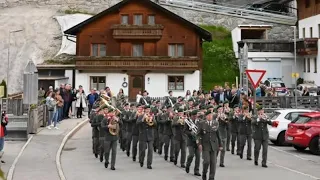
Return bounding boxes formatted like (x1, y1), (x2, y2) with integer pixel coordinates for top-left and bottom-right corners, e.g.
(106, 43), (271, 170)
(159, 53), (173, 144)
(45, 86), (53, 97)
(302, 87), (310, 96)
(55, 90), (64, 122)
(76, 87), (87, 118)
(0, 111), (8, 164)
(62, 84), (73, 119)
(71, 87), (77, 118)
(87, 89), (98, 116)
(185, 90), (191, 101)
(46, 92), (58, 129)
(136, 91), (142, 103)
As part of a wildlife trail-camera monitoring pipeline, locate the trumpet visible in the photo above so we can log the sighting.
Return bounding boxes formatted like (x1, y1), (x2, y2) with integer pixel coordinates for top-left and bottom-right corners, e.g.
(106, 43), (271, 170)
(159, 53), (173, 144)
(144, 113), (154, 126)
(245, 112), (252, 119)
(218, 113), (227, 121)
(185, 118), (198, 135)
(233, 110), (241, 119)
(224, 107), (230, 113)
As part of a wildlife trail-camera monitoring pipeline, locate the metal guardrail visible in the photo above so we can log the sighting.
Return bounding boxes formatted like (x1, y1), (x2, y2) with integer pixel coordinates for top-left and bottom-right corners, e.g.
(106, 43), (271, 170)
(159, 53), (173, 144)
(158, 0), (297, 25)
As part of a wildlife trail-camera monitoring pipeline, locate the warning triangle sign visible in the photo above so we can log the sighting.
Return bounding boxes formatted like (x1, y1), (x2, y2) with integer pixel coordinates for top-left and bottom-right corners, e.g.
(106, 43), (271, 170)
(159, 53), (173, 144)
(245, 69), (266, 89)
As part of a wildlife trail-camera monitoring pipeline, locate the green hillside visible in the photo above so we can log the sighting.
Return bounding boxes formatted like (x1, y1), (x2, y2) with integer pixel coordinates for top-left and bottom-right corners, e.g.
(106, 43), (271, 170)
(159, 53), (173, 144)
(201, 25), (239, 90)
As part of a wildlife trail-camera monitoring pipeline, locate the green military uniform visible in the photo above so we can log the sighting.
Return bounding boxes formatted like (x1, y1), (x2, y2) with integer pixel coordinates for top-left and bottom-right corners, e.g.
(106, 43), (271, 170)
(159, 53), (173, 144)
(151, 105), (160, 152)
(137, 105), (157, 169)
(239, 106), (252, 160)
(157, 107), (166, 155)
(172, 109), (187, 167)
(197, 111), (222, 180)
(159, 105), (175, 161)
(252, 105), (272, 168)
(230, 105), (241, 155)
(120, 103), (130, 152)
(224, 101), (231, 151)
(95, 113), (105, 162)
(216, 105), (228, 167)
(131, 104), (142, 161)
(101, 109), (121, 170)
(164, 95), (176, 108)
(184, 110), (201, 176)
(89, 109), (99, 157)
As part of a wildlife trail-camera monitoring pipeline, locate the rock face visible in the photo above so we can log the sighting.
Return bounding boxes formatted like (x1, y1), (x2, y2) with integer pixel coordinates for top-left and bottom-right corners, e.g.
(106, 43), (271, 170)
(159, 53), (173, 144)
(0, 0), (294, 93)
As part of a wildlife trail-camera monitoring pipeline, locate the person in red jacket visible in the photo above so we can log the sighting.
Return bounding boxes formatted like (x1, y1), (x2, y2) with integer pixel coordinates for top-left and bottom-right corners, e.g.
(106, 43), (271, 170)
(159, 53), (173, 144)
(0, 111), (8, 164)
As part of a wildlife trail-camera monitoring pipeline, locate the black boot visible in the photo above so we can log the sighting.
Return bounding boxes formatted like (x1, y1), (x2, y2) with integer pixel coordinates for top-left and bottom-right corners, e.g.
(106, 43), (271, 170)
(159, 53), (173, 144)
(104, 162), (109, 168)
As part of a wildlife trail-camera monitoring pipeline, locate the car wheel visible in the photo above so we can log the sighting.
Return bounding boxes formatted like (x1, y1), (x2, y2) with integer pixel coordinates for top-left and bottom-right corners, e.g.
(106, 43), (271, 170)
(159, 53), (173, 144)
(277, 131), (286, 146)
(293, 145), (306, 151)
(309, 136), (320, 155)
(270, 140), (277, 144)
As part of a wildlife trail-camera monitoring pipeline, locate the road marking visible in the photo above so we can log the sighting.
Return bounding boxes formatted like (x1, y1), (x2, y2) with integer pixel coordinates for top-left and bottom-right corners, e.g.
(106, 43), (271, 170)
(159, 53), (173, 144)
(7, 135), (34, 180)
(56, 118), (89, 180)
(269, 146), (320, 163)
(270, 162), (320, 180)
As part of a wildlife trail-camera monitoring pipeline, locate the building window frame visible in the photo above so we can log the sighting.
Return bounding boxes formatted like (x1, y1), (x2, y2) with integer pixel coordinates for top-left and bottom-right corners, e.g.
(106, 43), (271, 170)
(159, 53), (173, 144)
(314, 58), (317, 73)
(304, 58), (306, 72)
(147, 15), (155, 25)
(91, 44), (107, 56)
(168, 44), (184, 57)
(307, 58), (311, 72)
(310, 27), (313, 38)
(167, 75), (184, 91)
(132, 44), (144, 57)
(133, 14), (143, 25)
(318, 24), (320, 38)
(121, 14), (129, 25)
(302, 28), (306, 38)
(90, 76), (106, 91)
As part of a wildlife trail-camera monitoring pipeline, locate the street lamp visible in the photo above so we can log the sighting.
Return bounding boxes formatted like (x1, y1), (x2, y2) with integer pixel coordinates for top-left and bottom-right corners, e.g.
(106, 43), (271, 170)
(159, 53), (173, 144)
(291, 26), (297, 108)
(7, 29), (23, 99)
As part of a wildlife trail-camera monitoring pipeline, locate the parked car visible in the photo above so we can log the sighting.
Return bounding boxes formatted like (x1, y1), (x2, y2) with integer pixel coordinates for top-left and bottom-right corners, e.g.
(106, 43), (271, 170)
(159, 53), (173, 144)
(264, 78), (288, 96)
(294, 83), (318, 96)
(285, 112), (320, 155)
(268, 109), (314, 146)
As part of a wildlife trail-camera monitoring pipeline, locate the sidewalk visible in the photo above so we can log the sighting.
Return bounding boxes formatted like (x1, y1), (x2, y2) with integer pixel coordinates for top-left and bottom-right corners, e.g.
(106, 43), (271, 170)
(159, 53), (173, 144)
(1, 141), (25, 177)
(12, 117), (87, 180)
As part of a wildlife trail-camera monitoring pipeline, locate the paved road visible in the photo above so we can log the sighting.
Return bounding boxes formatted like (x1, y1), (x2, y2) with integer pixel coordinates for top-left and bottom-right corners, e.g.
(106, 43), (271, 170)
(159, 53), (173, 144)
(62, 125), (320, 180)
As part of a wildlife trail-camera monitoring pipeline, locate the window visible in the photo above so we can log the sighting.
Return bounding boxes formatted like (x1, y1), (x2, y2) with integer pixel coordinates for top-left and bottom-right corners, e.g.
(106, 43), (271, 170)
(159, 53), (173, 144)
(302, 28), (306, 38)
(121, 15), (129, 25)
(269, 112), (281, 120)
(168, 76), (184, 90)
(90, 76), (106, 90)
(307, 58), (311, 72)
(310, 27), (313, 38)
(91, 44), (106, 56)
(303, 58), (306, 72)
(285, 112), (305, 121)
(315, 58), (317, 73)
(132, 44), (144, 57)
(148, 15), (155, 25)
(133, 14), (142, 25)
(168, 44), (184, 57)
(306, 0), (310, 8)
(318, 24), (320, 38)
(317, 0), (320, 4)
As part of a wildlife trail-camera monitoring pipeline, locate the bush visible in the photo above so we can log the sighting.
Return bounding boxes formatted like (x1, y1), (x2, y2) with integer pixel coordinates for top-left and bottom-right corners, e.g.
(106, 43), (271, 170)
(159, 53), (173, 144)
(200, 25), (239, 90)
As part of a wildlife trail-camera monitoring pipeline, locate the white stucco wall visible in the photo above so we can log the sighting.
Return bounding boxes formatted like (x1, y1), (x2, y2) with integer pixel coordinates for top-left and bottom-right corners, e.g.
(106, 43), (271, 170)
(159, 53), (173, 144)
(75, 71), (129, 95)
(145, 70), (200, 97)
(301, 40), (320, 85)
(298, 15), (320, 38)
(65, 70), (73, 85)
(54, 78), (69, 89)
(247, 52), (295, 88)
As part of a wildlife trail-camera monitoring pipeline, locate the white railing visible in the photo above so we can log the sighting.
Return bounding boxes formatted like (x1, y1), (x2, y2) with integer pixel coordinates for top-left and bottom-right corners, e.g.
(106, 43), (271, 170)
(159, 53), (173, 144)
(158, 0), (297, 25)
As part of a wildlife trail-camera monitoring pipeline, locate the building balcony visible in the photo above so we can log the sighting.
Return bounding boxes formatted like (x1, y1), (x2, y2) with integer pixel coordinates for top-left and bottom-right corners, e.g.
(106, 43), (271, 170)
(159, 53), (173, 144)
(238, 39), (294, 52)
(111, 24), (164, 40)
(296, 38), (318, 55)
(75, 56), (200, 71)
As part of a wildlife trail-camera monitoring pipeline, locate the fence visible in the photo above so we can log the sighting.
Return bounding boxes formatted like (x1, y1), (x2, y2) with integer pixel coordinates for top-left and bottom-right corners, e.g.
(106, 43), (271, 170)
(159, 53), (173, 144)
(150, 96), (320, 110)
(1, 98), (29, 115)
(28, 105), (48, 134)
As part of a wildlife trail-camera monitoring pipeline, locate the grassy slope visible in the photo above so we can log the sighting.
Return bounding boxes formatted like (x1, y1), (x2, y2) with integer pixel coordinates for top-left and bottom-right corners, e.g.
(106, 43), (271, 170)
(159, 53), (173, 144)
(200, 25), (239, 90)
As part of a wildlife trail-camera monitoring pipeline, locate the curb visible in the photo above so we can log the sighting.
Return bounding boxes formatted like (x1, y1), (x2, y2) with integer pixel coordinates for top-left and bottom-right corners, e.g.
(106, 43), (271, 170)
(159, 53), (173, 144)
(56, 118), (89, 180)
(7, 135), (34, 180)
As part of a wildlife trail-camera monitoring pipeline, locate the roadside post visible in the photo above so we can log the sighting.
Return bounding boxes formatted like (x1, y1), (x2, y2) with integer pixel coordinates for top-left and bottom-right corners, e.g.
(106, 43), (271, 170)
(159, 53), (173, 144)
(291, 73), (299, 108)
(23, 61), (39, 134)
(245, 69), (266, 115)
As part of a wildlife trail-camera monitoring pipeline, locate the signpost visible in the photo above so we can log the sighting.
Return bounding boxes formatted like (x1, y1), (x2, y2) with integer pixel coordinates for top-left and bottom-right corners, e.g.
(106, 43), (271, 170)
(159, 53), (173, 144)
(245, 69), (266, 115)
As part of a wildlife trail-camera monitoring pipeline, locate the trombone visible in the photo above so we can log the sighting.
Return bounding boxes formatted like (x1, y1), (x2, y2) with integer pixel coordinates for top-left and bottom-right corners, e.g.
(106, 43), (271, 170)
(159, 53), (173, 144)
(100, 98), (122, 115)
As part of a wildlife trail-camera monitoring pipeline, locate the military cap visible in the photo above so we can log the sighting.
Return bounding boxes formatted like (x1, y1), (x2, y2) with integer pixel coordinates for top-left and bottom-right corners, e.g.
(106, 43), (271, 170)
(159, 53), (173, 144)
(166, 105), (172, 108)
(205, 111), (212, 116)
(177, 109), (184, 113)
(144, 105), (151, 109)
(200, 105), (206, 110)
(137, 103), (143, 107)
(130, 104), (135, 107)
(243, 106), (249, 110)
(188, 98), (193, 102)
(233, 104), (239, 108)
(178, 96), (182, 99)
(191, 110), (198, 116)
(124, 103), (129, 106)
(256, 104), (263, 111)
(108, 107), (114, 112)
(223, 100), (229, 105)
(100, 104), (109, 109)
(156, 100), (160, 103)
(180, 97), (185, 101)
(219, 101), (223, 104)
(207, 105), (214, 109)
(209, 97), (213, 100)
(217, 105), (223, 109)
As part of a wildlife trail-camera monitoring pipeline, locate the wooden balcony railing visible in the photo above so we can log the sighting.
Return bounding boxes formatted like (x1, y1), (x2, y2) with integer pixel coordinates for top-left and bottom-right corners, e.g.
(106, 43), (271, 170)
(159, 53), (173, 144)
(75, 56), (199, 71)
(297, 38), (318, 55)
(111, 24), (164, 40)
(238, 39), (294, 52)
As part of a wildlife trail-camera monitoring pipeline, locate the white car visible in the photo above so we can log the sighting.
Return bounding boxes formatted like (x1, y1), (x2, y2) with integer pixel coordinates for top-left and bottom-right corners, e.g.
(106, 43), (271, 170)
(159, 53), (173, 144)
(268, 109), (314, 146)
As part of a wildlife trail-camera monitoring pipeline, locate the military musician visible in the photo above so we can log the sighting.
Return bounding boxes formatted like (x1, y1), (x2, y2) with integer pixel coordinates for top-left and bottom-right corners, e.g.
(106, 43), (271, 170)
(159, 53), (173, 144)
(239, 106), (252, 160)
(172, 109), (187, 167)
(139, 90), (151, 106)
(224, 101), (231, 151)
(159, 105), (175, 162)
(252, 105), (271, 168)
(130, 104), (144, 162)
(120, 103), (130, 152)
(230, 105), (241, 155)
(216, 105), (228, 167)
(137, 105), (157, 169)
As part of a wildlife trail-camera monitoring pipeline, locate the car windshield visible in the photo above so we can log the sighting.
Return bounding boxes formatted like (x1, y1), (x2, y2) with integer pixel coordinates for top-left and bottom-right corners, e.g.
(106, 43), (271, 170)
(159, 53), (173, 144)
(293, 116), (312, 124)
(271, 82), (285, 88)
(269, 112), (281, 120)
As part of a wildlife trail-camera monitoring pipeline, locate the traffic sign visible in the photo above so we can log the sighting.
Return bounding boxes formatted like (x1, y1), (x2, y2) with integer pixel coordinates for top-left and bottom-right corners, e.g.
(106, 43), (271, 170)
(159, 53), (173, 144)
(291, 73), (299, 78)
(245, 69), (266, 89)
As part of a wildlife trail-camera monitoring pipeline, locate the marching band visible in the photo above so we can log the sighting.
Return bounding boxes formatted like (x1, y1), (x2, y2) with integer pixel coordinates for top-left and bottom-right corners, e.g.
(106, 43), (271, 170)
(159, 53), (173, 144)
(89, 90), (271, 180)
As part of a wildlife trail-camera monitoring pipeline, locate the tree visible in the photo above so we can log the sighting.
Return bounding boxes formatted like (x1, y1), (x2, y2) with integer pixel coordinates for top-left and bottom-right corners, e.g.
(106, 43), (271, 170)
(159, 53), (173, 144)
(0, 79), (7, 98)
(201, 25), (239, 90)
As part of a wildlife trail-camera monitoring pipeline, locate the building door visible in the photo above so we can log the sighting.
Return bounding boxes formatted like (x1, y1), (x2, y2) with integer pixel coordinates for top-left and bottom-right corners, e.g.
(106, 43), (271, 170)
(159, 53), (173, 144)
(129, 75), (144, 102)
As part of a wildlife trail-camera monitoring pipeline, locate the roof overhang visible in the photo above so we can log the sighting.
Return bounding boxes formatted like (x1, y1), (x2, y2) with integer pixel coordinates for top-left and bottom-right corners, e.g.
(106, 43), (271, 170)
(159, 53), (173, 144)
(36, 64), (75, 70)
(38, 76), (69, 80)
(238, 25), (273, 30)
